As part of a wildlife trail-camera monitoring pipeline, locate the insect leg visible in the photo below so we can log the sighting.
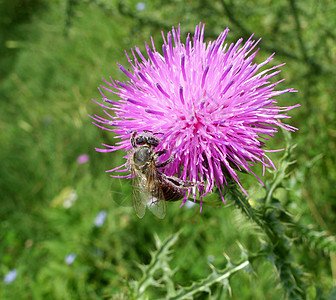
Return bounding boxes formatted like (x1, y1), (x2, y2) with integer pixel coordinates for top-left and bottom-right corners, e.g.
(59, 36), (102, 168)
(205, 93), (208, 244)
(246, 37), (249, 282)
(131, 131), (138, 148)
(156, 155), (174, 168)
(160, 173), (204, 188)
(156, 150), (166, 157)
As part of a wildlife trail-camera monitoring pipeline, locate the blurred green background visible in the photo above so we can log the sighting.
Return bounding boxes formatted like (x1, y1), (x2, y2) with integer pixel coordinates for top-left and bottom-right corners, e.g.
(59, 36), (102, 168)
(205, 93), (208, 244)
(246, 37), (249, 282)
(1, 0), (335, 299)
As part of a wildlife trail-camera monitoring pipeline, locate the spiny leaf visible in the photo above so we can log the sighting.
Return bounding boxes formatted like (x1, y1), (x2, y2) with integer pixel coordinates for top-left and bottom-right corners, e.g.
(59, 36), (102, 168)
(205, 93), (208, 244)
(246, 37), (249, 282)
(165, 259), (250, 300)
(289, 225), (336, 255)
(133, 232), (180, 299)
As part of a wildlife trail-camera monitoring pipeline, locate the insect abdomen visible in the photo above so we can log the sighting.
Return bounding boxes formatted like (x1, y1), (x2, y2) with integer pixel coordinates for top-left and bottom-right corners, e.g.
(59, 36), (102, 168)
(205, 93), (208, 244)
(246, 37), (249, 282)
(160, 179), (185, 202)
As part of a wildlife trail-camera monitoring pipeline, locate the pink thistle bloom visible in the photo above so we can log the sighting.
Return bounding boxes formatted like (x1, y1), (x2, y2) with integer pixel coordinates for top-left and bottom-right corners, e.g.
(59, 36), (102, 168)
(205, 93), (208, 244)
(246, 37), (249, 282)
(91, 23), (299, 208)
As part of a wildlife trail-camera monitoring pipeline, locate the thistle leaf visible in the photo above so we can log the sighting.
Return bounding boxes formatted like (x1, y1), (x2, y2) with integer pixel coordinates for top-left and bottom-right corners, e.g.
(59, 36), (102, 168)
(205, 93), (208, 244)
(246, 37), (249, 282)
(133, 232), (180, 299)
(166, 259), (250, 299)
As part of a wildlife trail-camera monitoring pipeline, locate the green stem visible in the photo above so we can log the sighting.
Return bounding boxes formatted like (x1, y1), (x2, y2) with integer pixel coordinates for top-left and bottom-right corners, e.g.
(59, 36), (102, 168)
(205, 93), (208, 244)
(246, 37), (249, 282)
(230, 181), (306, 299)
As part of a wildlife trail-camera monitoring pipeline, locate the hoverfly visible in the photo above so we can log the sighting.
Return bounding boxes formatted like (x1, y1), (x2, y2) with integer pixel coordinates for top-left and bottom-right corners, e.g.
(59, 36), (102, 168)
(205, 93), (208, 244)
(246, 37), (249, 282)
(127, 131), (201, 219)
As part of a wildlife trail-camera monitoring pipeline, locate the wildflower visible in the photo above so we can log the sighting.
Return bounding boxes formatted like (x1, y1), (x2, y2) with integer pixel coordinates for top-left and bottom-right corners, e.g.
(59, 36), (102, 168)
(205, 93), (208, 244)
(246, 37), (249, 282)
(62, 189), (77, 209)
(77, 154), (89, 164)
(3, 269), (17, 284)
(136, 2), (146, 11)
(50, 187), (77, 209)
(65, 253), (76, 265)
(94, 210), (107, 227)
(184, 200), (196, 209)
(91, 23), (299, 209)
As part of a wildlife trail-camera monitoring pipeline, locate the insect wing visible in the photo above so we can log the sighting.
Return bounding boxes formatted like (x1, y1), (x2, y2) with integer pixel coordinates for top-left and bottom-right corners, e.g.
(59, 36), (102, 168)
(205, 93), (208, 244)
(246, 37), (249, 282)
(110, 178), (132, 207)
(146, 164), (167, 219)
(148, 195), (166, 219)
(131, 168), (147, 218)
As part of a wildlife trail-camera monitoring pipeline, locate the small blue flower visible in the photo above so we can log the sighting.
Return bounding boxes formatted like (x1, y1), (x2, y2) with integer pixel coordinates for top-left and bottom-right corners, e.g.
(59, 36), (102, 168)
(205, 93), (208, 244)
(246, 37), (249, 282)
(94, 210), (107, 227)
(184, 200), (196, 209)
(136, 2), (146, 11)
(65, 253), (76, 265)
(3, 269), (17, 284)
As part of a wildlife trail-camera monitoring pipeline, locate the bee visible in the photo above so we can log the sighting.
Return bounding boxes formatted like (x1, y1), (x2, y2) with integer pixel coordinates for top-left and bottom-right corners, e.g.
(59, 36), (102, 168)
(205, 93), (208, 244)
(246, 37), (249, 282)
(127, 131), (201, 219)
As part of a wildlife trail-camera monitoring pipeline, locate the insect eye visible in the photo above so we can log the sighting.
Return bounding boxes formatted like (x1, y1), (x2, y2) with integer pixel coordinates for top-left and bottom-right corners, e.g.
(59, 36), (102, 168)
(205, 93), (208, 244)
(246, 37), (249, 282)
(147, 137), (160, 147)
(135, 136), (147, 145)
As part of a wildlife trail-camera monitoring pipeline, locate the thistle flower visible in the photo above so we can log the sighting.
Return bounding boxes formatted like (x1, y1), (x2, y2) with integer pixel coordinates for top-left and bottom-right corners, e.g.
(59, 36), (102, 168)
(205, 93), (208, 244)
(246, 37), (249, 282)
(91, 23), (299, 208)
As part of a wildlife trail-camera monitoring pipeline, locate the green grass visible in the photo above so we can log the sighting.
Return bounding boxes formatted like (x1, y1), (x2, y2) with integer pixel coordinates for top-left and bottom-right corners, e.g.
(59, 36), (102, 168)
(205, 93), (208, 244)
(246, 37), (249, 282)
(1, 0), (335, 299)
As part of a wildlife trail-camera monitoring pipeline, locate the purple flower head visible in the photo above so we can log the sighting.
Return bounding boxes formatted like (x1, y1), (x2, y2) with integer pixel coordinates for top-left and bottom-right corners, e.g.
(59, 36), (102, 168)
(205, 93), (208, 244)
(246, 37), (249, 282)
(91, 23), (299, 209)
(77, 154), (89, 164)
